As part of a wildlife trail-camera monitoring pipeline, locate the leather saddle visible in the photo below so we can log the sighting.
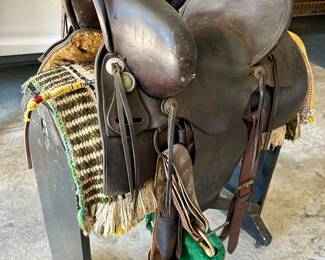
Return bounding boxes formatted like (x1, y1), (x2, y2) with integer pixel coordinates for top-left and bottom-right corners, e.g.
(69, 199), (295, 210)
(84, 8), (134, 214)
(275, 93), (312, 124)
(90, 0), (306, 201)
(53, 0), (307, 257)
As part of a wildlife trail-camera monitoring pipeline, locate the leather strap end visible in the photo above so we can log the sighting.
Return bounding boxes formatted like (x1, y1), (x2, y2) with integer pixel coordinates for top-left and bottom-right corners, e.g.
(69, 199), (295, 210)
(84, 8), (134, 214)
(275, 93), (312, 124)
(24, 121), (33, 169)
(227, 201), (246, 254)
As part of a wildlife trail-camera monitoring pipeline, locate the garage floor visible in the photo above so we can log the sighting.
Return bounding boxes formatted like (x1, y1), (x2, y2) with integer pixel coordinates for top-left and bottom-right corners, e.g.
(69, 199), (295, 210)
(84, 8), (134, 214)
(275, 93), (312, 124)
(1, 66), (325, 259)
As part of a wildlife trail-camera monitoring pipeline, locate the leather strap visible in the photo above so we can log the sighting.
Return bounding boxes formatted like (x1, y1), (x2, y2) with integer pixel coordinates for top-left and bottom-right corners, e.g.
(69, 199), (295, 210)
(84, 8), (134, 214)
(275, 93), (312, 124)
(112, 63), (139, 194)
(220, 114), (258, 253)
(220, 72), (266, 253)
(93, 0), (113, 52)
(156, 144), (216, 257)
(24, 112), (33, 169)
(163, 99), (178, 213)
(61, 0), (79, 30)
(258, 55), (281, 170)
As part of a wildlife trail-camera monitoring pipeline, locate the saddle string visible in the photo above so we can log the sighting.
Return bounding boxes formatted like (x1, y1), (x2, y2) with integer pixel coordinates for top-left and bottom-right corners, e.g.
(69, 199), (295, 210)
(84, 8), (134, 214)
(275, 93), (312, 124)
(24, 111), (33, 169)
(112, 62), (139, 200)
(247, 57), (281, 217)
(163, 99), (178, 214)
(255, 55), (281, 191)
(252, 70), (266, 174)
(113, 66), (135, 193)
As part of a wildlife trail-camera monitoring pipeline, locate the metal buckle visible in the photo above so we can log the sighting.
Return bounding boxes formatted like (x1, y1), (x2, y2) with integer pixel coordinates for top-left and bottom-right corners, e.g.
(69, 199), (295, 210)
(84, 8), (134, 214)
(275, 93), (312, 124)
(207, 221), (230, 238)
(105, 57), (125, 75)
(197, 229), (216, 257)
(234, 179), (254, 194)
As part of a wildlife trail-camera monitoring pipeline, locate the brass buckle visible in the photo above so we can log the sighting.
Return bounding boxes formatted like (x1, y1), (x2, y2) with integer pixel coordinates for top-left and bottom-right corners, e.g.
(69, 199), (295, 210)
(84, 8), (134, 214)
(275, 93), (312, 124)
(234, 179), (254, 194)
(197, 229), (216, 257)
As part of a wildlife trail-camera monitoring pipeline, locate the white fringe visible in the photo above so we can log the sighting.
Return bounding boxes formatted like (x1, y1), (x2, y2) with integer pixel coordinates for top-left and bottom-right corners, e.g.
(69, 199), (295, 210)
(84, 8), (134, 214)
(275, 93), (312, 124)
(93, 180), (157, 237)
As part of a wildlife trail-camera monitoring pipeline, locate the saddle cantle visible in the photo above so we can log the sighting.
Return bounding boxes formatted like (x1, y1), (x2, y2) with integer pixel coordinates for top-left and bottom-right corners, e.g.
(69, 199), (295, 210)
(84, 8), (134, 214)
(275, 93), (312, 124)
(100, 0), (197, 98)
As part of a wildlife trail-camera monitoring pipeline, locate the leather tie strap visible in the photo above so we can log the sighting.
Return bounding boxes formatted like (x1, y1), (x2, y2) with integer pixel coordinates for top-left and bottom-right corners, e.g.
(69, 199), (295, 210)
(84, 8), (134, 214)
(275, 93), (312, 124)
(162, 99), (178, 214)
(112, 63), (139, 195)
(257, 55), (281, 172)
(24, 112), (33, 169)
(156, 144), (216, 257)
(221, 114), (258, 253)
(220, 71), (266, 253)
(23, 81), (87, 170)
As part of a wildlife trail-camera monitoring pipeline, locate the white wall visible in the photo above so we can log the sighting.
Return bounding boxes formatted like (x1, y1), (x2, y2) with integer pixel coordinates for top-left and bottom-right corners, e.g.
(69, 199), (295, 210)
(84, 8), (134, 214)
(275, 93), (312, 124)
(0, 0), (61, 56)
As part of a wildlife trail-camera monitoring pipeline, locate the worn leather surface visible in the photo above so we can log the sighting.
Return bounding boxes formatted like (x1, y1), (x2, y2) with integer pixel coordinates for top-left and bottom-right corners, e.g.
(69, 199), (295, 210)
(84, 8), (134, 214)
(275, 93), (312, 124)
(102, 0), (197, 98)
(182, 0), (292, 66)
(174, 32), (307, 135)
(63, 0), (100, 29)
(96, 49), (168, 195)
(260, 33), (308, 129)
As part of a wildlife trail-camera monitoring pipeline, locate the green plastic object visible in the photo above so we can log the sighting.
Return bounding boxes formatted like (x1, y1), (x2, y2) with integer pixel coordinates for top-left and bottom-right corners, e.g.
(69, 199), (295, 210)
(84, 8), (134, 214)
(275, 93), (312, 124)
(145, 214), (225, 260)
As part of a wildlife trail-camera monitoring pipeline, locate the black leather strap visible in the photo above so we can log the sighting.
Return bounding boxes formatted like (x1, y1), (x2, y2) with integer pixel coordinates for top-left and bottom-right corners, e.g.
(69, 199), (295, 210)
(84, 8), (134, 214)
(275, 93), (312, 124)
(112, 64), (139, 194)
(24, 112), (33, 169)
(61, 0), (79, 30)
(93, 0), (113, 52)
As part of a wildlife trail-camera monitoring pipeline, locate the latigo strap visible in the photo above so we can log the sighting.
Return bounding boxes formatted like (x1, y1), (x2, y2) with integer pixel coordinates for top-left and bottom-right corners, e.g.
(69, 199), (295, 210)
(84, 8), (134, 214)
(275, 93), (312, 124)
(219, 114), (260, 253)
(220, 69), (268, 253)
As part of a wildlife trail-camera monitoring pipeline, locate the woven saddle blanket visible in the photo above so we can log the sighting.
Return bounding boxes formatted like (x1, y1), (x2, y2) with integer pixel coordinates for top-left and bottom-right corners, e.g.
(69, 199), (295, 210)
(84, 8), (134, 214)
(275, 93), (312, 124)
(23, 63), (157, 237)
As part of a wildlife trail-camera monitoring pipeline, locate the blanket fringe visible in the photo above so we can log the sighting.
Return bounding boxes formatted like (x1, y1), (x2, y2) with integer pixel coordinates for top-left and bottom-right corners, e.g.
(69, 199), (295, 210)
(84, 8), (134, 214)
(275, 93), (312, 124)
(262, 125), (287, 150)
(93, 180), (157, 237)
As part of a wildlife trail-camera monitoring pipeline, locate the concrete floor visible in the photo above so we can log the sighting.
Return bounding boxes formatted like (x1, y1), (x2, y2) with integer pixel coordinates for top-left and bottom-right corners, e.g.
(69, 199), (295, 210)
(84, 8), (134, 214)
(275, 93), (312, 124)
(1, 62), (325, 260)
